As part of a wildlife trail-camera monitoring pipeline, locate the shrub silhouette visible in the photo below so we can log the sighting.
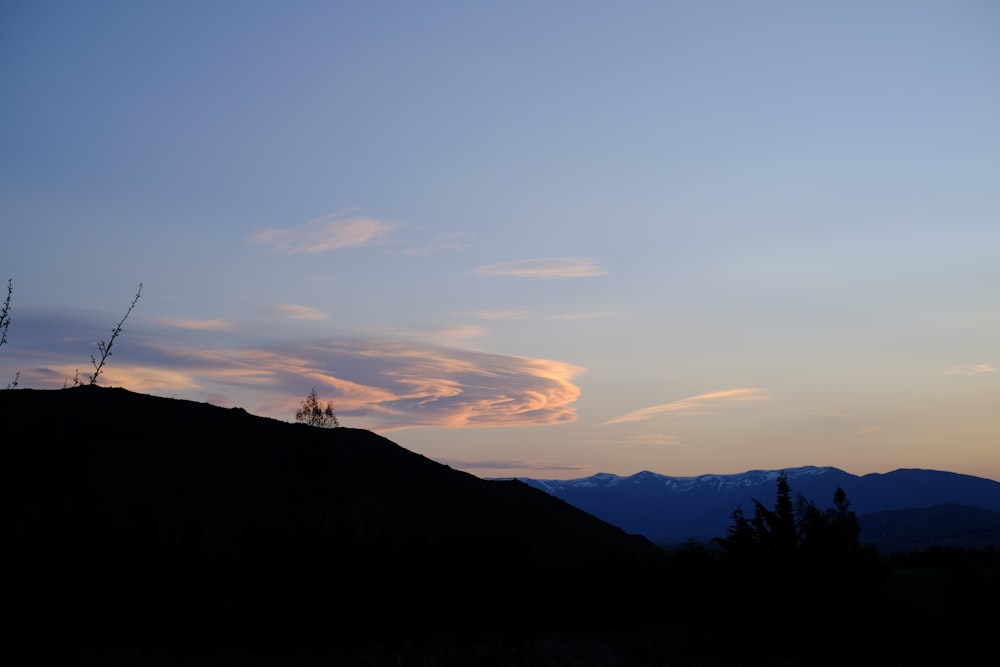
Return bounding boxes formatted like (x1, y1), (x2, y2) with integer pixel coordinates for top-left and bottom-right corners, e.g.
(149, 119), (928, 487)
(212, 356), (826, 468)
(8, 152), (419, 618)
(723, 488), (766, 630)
(295, 387), (339, 427)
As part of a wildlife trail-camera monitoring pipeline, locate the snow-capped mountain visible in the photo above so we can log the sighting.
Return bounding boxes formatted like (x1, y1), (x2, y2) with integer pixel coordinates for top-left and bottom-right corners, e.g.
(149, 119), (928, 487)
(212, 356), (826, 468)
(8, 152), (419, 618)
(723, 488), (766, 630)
(507, 466), (1000, 547)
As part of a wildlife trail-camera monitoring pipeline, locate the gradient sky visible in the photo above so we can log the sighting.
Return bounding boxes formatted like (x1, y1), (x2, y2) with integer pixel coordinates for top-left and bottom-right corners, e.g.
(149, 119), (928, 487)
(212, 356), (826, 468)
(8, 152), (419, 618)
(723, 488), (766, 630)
(2, 1), (998, 482)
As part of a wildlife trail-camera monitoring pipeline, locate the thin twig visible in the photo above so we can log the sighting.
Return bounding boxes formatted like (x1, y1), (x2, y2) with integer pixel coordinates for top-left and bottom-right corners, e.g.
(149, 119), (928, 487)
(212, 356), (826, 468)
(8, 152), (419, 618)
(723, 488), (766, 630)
(89, 283), (143, 385)
(0, 278), (12, 349)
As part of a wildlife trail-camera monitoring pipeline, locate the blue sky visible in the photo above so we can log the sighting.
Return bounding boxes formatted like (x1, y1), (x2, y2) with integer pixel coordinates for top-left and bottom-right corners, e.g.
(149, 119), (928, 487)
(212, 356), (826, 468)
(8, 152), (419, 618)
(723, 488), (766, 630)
(2, 1), (998, 481)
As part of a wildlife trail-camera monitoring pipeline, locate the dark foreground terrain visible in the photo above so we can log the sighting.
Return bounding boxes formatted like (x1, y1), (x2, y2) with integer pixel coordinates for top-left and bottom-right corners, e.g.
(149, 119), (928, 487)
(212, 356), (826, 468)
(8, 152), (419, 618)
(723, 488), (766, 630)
(2, 387), (997, 665)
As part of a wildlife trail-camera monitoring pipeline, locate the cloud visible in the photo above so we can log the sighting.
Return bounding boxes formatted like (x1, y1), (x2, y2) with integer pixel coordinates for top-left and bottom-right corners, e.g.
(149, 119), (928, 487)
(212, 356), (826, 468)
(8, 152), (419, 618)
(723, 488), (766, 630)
(399, 231), (471, 257)
(622, 433), (682, 446)
(580, 432), (682, 447)
(80, 338), (585, 431)
(3, 308), (584, 431)
(602, 388), (770, 426)
(251, 214), (396, 254)
(545, 311), (618, 320)
(269, 304), (328, 321)
(429, 326), (486, 341)
(940, 363), (996, 376)
(435, 458), (591, 475)
(73, 365), (202, 394)
(342, 341), (584, 429)
(465, 309), (528, 320)
(475, 257), (606, 279)
(154, 317), (236, 331)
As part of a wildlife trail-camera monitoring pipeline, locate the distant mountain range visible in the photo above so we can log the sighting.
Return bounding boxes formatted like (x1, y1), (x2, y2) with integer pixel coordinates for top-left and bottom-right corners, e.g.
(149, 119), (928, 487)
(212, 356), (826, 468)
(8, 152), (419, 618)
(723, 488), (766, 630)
(508, 467), (1000, 550)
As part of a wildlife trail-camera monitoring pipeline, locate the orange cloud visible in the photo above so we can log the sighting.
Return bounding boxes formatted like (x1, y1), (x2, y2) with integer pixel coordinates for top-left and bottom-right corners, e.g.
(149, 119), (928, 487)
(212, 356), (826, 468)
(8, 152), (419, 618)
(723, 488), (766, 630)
(475, 257), (606, 279)
(252, 214), (396, 253)
(353, 342), (583, 429)
(52, 365), (201, 394)
(125, 339), (583, 430)
(602, 388), (769, 426)
(0, 309), (580, 430)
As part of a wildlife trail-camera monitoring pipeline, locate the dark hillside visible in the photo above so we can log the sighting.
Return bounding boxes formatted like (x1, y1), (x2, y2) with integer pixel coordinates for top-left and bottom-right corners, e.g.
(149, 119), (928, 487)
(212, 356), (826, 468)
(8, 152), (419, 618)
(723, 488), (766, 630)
(860, 504), (1000, 552)
(0, 386), (663, 664)
(3, 387), (998, 665)
(1, 386), (654, 561)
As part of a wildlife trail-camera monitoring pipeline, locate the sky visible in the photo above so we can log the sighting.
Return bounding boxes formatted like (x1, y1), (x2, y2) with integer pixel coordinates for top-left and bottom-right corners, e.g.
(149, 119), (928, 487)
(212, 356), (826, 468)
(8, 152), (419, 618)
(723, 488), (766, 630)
(2, 1), (998, 482)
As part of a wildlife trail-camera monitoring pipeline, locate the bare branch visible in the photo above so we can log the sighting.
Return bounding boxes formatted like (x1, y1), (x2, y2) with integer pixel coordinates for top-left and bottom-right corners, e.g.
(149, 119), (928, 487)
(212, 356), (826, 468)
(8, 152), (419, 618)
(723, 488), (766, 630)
(0, 278), (12, 350)
(89, 283), (143, 386)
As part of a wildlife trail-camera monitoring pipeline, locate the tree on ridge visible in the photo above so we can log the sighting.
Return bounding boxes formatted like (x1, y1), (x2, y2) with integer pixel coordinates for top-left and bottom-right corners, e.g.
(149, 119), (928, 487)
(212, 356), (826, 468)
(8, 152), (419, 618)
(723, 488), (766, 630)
(295, 387), (339, 428)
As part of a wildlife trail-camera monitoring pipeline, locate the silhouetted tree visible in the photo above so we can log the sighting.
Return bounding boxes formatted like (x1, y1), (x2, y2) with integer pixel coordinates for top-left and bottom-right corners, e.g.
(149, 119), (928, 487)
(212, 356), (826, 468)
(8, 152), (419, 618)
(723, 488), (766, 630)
(295, 387), (339, 427)
(719, 472), (797, 569)
(710, 475), (888, 659)
(718, 505), (756, 558)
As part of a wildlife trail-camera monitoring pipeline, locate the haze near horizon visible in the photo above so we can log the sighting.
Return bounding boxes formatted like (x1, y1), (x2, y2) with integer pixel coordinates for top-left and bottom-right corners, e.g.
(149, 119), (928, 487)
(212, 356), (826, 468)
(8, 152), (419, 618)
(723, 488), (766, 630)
(2, 1), (998, 482)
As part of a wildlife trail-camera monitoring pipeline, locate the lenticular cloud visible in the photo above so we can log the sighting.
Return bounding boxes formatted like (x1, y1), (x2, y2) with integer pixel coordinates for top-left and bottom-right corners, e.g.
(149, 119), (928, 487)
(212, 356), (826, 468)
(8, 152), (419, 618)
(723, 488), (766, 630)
(307, 340), (584, 429)
(129, 338), (584, 431)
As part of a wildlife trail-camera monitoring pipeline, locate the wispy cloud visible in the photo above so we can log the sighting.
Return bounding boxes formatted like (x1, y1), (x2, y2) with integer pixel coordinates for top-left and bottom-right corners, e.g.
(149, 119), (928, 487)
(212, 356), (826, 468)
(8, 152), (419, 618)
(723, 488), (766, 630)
(155, 316), (236, 331)
(429, 326), (486, 341)
(475, 257), (606, 279)
(940, 363), (996, 376)
(399, 231), (471, 257)
(251, 214), (396, 254)
(435, 458), (591, 475)
(269, 304), (328, 321)
(545, 311), (618, 321)
(55, 364), (202, 395)
(579, 433), (683, 447)
(465, 309), (528, 320)
(622, 433), (682, 446)
(603, 388), (770, 426)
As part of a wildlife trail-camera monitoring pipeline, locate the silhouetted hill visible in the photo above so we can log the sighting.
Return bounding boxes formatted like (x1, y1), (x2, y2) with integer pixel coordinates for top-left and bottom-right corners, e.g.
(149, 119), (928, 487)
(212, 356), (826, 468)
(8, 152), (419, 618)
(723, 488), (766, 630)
(860, 504), (1000, 551)
(0, 386), (663, 664)
(4, 388), (999, 665)
(1, 386), (654, 562)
